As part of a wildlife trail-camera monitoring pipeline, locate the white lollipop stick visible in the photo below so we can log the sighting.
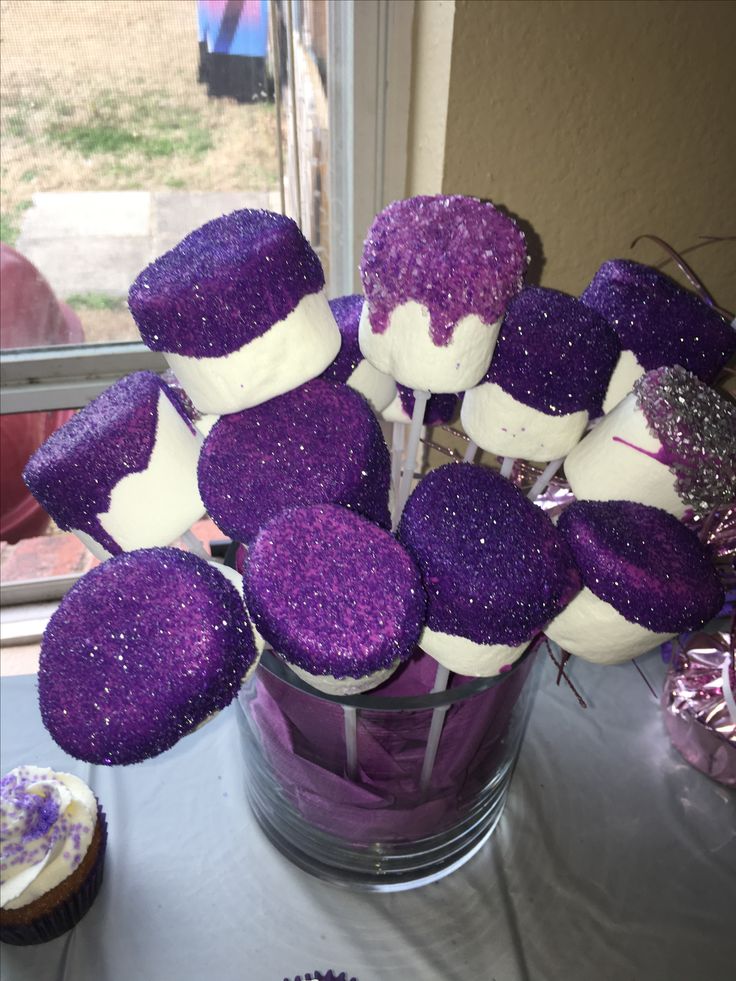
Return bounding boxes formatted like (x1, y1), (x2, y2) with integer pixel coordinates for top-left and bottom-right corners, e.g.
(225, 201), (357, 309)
(343, 705), (359, 781)
(419, 663), (452, 794)
(527, 457), (564, 502)
(182, 529), (209, 559)
(394, 390), (430, 526)
(463, 440), (478, 464)
(500, 456), (515, 479)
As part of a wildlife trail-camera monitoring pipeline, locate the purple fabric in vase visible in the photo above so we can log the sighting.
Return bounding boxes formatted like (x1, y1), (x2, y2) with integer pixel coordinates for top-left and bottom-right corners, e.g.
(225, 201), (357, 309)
(243, 650), (536, 844)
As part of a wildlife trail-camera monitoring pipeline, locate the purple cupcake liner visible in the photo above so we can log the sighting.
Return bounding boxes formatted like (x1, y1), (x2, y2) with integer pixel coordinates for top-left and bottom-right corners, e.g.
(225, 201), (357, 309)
(0, 803), (107, 946)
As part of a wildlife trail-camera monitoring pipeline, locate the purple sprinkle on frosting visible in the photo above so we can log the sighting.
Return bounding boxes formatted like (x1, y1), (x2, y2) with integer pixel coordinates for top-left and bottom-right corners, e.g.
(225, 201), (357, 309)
(633, 366), (736, 515)
(557, 500), (724, 632)
(580, 259), (736, 379)
(22, 372), (193, 555)
(198, 378), (391, 544)
(38, 548), (257, 765)
(397, 464), (581, 646)
(485, 286), (620, 416)
(321, 295), (366, 383)
(129, 209), (325, 358)
(396, 385), (459, 425)
(243, 504), (426, 679)
(360, 196), (527, 347)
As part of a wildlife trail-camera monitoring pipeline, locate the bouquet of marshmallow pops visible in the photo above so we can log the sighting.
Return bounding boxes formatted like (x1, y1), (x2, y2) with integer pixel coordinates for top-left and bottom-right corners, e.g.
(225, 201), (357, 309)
(20, 197), (735, 789)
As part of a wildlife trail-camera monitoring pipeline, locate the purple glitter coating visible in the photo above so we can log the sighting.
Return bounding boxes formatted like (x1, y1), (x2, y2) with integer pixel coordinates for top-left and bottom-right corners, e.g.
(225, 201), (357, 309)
(397, 464), (581, 646)
(22, 372), (194, 555)
(129, 209), (325, 358)
(396, 385), (459, 425)
(634, 366), (736, 515)
(321, 295), (366, 383)
(580, 259), (735, 380)
(557, 500), (724, 633)
(38, 548), (257, 765)
(198, 378), (391, 545)
(244, 504), (426, 679)
(485, 286), (620, 416)
(360, 196), (527, 347)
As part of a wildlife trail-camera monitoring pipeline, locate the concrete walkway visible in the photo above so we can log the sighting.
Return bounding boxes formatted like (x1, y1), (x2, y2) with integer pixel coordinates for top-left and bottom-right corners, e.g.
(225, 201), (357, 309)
(17, 189), (281, 298)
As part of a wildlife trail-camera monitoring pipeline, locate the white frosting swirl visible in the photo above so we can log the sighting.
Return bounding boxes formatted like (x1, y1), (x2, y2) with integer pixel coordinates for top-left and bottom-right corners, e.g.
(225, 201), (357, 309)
(1, 765), (97, 910)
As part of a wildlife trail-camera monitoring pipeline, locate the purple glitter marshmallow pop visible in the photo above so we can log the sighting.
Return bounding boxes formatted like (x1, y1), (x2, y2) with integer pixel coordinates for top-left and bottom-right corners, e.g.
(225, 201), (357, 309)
(198, 378), (391, 546)
(38, 548), (258, 765)
(546, 500), (724, 664)
(129, 210), (340, 415)
(22, 372), (204, 559)
(580, 259), (736, 413)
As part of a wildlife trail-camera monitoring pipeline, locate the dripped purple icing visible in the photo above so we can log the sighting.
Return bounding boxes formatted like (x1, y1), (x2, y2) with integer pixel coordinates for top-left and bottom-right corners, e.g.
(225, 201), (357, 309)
(580, 259), (735, 379)
(360, 196), (527, 347)
(38, 548), (257, 765)
(198, 378), (391, 544)
(396, 385), (459, 425)
(22, 372), (194, 555)
(321, 295), (365, 383)
(397, 464), (581, 646)
(129, 209), (325, 358)
(243, 504), (426, 679)
(633, 366), (736, 515)
(557, 500), (724, 632)
(485, 286), (620, 416)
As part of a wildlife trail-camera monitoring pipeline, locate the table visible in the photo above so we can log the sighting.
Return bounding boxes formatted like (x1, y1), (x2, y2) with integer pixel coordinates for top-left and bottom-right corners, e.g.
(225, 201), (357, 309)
(2, 653), (734, 981)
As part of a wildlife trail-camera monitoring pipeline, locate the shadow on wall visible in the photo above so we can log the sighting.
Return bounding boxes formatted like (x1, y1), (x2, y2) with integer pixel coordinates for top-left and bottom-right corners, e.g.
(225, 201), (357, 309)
(479, 198), (545, 286)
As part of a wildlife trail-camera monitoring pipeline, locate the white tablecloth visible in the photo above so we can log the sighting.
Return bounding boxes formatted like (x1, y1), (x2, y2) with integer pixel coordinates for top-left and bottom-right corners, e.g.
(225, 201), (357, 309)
(2, 652), (734, 981)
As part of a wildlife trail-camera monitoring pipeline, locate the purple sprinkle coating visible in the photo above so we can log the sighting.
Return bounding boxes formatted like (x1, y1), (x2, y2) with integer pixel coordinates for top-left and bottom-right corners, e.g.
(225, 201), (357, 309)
(360, 196), (527, 347)
(485, 286), (620, 416)
(22, 372), (194, 555)
(38, 548), (257, 765)
(580, 259), (735, 380)
(244, 504), (426, 679)
(321, 295), (365, 383)
(198, 378), (391, 544)
(397, 464), (581, 646)
(633, 366), (736, 515)
(396, 385), (459, 425)
(129, 209), (324, 358)
(557, 500), (724, 632)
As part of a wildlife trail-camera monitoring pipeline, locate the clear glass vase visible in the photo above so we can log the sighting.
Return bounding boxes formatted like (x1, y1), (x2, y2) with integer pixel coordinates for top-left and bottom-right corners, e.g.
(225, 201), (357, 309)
(236, 645), (539, 891)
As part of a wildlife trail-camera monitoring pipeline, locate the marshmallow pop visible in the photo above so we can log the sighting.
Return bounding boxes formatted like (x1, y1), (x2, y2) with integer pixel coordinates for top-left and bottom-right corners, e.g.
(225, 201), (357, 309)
(564, 365), (736, 518)
(461, 286), (620, 463)
(545, 500), (725, 664)
(39, 548), (258, 765)
(320, 294), (396, 413)
(383, 385), (459, 427)
(23, 372), (204, 560)
(243, 504), (426, 695)
(129, 209), (340, 415)
(198, 378), (391, 545)
(359, 195), (527, 394)
(580, 259), (736, 413)
(398, 463), (582, 677)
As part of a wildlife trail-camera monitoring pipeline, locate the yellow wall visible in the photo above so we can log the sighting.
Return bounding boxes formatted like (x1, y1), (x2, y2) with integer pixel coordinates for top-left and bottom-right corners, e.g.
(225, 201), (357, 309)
(440, 0), (736, 310)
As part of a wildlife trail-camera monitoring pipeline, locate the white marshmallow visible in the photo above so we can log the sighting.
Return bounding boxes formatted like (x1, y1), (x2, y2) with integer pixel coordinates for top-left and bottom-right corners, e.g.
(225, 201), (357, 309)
(461, 381), (588, 462)
(545, 587), (675, 665)
(345, 358), (397, 413)
(419, 625), (529, 677)
(288, 659), (399, 696)
(194, 413), (219, 438)
(164, 290), (341, 415)
(602, 349), (645, 414)
(359, 300), (501, 394)
(563, 392), (685, 516)
(69, 391), (205, 558)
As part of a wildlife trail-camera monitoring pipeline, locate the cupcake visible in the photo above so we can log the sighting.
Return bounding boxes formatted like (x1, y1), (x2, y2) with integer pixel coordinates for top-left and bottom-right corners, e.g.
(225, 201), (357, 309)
(0, 765), (107, 945)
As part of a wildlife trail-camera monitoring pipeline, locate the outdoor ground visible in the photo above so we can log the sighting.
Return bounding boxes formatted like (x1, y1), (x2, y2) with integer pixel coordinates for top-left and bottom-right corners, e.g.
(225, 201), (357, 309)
(0, 0), (279, 341)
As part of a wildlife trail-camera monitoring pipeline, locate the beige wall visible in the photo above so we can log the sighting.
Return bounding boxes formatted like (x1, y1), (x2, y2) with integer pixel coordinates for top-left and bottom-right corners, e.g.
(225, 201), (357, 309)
(436, 0), (735, 310)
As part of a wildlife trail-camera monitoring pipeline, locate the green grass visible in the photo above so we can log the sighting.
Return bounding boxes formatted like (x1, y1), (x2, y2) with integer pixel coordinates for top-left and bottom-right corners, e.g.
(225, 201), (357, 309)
(0, 200), (32, 244)
(66, 293), (127, 312)
(20, 168), (39, 183)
